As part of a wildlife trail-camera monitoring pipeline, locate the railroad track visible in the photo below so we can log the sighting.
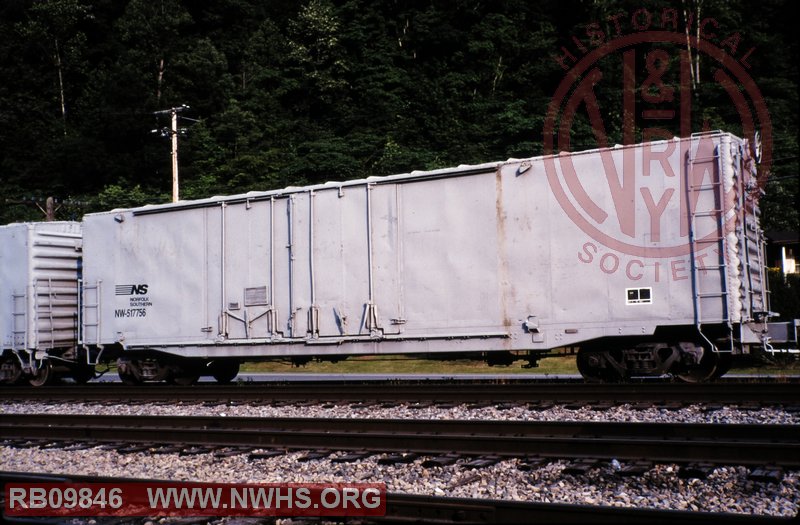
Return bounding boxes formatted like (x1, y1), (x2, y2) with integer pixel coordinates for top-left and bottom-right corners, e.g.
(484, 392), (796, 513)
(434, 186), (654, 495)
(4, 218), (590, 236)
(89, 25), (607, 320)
(0, 470), (793, 524)
(2, 381), (800, 406)
(4, 381), (797, 522)
(1, 414), (798, 467)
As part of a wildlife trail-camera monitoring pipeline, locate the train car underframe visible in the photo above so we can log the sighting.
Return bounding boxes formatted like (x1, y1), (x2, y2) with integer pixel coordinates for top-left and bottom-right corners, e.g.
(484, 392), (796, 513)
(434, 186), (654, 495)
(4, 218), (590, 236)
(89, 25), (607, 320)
(0, 347), (96, 386)
(2, 319), (797, 386)
(114, 353), (240, 385)
(89, 318), (800, 385)
(573, 320), (800, 382)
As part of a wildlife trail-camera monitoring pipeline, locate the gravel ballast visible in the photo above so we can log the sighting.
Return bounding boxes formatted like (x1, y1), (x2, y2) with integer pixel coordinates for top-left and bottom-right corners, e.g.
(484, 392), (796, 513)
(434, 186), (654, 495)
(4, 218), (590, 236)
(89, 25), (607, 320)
(0, 445), (797, 517)
(2, 401), (799, 424)
(2, 400), (797, 517)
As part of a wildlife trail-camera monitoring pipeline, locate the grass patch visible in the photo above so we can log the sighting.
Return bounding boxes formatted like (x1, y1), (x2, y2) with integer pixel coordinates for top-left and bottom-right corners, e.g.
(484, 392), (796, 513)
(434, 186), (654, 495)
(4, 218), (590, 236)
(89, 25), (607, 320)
(240, 354), (798, 376)
(241, 355), (579, 375)
(728, 363), (800, 376)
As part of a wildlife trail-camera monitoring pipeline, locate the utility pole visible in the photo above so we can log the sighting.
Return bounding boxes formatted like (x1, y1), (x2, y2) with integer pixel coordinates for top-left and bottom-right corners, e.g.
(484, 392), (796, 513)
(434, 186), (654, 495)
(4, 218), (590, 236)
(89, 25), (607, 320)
(170, 108), (179, 203)
(153, 105), (190, 203)
(44, 196), (56, 221)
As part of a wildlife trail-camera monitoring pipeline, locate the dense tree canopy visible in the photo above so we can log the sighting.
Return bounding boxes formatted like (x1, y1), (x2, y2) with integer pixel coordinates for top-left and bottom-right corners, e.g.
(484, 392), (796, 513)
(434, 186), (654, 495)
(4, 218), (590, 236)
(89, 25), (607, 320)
(0, 0), (796, 233)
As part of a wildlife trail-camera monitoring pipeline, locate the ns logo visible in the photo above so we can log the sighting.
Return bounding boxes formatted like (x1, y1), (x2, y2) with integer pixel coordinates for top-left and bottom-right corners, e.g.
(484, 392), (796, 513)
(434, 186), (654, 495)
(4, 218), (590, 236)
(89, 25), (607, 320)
(115, 284), (149, 296)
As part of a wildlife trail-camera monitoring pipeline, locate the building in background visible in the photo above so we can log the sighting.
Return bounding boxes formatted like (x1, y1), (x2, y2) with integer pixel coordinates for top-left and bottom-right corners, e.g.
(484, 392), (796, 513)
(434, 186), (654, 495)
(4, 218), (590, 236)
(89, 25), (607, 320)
(766, 232), (800, 274)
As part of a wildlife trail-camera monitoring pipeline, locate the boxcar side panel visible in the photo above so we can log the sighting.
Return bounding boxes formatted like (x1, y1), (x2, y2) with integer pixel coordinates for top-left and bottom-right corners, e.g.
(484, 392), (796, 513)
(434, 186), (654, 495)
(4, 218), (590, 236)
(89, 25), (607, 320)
(398, 175), (505, 336)
(336, 188), (371, 337)
(313, 190), (355, 338)
(85, 210), (210, 346)
(81, 132), (764, 359)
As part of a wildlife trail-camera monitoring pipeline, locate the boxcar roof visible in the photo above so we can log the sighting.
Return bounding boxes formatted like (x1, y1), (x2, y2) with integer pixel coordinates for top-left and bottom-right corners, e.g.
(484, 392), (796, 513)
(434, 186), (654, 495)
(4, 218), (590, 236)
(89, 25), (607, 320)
(88, 131), (740, 217)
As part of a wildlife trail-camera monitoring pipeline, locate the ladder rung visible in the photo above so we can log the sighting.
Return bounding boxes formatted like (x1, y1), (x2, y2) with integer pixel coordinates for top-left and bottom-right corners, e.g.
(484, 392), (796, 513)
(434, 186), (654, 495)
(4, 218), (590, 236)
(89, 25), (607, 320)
(693, 210), (723, 217)
(690, 183), (721, 190)
(697, 292), (728, 297)
(698, 265), (726, 270)
(695, 237), (724, 243)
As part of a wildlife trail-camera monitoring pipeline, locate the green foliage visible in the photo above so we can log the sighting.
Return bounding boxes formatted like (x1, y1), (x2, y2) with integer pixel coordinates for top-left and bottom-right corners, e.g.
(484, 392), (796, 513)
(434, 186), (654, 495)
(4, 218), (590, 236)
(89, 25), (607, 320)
(768, 268), (800, 322)
(0, 0), (795, 235)
(94, 183), (162, 211)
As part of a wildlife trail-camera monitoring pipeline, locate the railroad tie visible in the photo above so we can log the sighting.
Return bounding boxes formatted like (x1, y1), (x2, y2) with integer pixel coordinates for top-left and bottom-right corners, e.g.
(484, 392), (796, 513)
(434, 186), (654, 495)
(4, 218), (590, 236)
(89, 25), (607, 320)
(378, 452), (419, 465)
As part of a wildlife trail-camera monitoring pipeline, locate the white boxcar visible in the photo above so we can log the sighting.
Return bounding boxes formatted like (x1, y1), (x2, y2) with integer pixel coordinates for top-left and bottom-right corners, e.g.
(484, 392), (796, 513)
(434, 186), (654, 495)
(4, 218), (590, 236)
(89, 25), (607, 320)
(81, 132), (773, 382)
(0, 221), (83, 384)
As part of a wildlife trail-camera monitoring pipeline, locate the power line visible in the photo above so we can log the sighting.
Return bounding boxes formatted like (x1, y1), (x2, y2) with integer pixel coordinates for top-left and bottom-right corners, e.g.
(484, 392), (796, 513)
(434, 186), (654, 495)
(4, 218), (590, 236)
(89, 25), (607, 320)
(3, 197), (89, 221)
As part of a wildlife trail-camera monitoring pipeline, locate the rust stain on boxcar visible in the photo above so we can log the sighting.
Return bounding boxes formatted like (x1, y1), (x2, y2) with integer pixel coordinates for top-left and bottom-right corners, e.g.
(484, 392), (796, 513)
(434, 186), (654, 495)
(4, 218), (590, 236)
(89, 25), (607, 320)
(495, 168), (514, 337)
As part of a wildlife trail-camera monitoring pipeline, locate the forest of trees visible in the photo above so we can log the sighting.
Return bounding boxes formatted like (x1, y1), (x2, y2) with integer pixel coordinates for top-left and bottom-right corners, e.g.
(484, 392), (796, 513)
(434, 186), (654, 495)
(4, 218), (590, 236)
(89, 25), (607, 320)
(0, 0), (797, 233)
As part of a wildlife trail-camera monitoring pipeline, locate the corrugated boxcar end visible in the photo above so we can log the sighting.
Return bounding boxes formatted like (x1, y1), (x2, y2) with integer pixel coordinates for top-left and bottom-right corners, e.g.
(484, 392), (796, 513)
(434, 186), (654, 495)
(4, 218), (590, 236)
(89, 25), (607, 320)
(0, 221), (93, 385)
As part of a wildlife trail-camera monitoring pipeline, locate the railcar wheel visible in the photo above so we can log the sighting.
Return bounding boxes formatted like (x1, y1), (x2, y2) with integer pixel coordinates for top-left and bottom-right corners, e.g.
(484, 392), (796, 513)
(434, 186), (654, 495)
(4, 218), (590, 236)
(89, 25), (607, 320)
(576, 350), (604, 382)
(210, 361), (240, 384)
(711, 353), (733, 379)
(676, 347), (720, 383)
(28, 360), (55, 387)
(576, 348), (625, 383)
(0, 357), (24, 385)
(117, 359), (143, 385)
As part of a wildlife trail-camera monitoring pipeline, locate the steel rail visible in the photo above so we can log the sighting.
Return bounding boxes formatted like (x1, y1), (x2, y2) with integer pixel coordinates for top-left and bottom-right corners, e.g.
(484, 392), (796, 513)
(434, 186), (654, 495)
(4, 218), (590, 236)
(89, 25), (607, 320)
(0, 470), (793, 524)
(2, 414), (798, 467)
(2, 381), (799, 405)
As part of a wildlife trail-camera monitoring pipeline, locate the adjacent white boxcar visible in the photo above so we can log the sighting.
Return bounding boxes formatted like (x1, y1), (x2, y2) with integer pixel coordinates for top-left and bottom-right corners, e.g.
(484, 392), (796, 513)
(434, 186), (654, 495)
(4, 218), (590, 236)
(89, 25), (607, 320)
(0, 222), (82, 384)
(81, 132), (772, 381)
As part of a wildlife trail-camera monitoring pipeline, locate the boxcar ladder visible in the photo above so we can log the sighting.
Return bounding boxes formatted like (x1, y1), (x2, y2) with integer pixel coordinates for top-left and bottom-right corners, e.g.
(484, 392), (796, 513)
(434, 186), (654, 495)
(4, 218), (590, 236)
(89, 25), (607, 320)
(11, 290), (28, 351)
(33, 279), (57, 351)
(79, 280), (102, 357)
(685, 135), (733, 352)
